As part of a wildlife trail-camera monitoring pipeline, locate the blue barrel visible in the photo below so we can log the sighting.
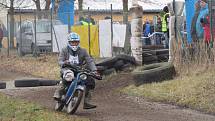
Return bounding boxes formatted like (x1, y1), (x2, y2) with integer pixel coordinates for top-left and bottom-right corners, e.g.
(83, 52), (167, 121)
(51, 0), (74, 25)
(185, 0), (196, 44)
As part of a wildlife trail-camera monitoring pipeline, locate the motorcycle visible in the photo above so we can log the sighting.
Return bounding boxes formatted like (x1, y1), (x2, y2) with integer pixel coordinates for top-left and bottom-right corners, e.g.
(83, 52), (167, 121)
(54, 64), (102, 114)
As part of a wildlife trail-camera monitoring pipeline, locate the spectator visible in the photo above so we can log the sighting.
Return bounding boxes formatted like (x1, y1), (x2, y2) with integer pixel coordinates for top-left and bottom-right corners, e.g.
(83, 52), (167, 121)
(155, 17), (162, 45)
(161, 6), (170, 48)
(143, 20), (151, 45)
(149, 20), (154, 34)
(155, 17), (162, 32)
(90, 16), (95, 25)
(200, 14), (211, 49)
(199, 0), (215, 49)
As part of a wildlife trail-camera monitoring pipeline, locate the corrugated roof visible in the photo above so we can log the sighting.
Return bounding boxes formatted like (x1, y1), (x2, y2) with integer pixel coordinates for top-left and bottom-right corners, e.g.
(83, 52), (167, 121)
(1, 0), (184, 11)
(74, 0), (173, 11)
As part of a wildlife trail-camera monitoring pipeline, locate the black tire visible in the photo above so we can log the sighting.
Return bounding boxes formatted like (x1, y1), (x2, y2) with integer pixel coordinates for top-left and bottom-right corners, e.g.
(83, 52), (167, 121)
(14, 79), (40, 87)
(96, 66), (108, 76)
(119, 63), (134, 72)
(116, 54), (137, 65)
(0, 81), (6, 89)
(143, 55), (158, 62)
(55, 101), (64, 111)
(96, 65), (107, 72)
(39, 80), (59, 86)
(157, 54), (169, 62)
(142, 50), (156, 57)
(113, 60), (125, 71)
(103, 68), (116, 76)
(132, 62), (176, 86)
(143, 60), (159, 65)
(66, 90), (83, 114)
(155, 49), (169, 55)
(96, 57), (118, 68)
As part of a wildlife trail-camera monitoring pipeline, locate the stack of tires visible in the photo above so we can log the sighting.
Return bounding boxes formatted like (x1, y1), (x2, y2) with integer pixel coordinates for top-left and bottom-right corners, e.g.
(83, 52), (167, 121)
(96, 54), (137, 76)
(142, 49), (169, 65)
(155, 49), (169, 62)
(142, 49), (158, 65)
(132, 62), (176, 86)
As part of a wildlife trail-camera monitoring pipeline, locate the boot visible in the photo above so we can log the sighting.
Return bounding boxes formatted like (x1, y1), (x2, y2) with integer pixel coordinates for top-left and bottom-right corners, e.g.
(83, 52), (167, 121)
(83, 89), (97, 109)
(53, 88), (63, 101)
(53, 82), (65, 101)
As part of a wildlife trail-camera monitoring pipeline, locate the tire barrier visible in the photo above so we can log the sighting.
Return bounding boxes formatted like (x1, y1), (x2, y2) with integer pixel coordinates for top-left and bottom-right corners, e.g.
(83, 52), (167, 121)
(157, 54), (169, 62)
(132, 62), (176, 86)
(39, 80), (59, 86)
(0, 81), (6, 89)
(14, 79), (40, 87)
(102, 68), (116, 76)
(96, 54), (137, 76)
(142, 49), (169, 65)
(155, 49), (169, 55)
(14, 79), (60, 87)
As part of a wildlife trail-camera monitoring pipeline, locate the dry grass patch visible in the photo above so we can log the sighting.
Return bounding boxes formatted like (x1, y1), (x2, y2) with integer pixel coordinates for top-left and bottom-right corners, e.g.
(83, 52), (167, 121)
(0, 54), (60, 80)
(121, 68), (215, 114)
(0, 93), (89, 121)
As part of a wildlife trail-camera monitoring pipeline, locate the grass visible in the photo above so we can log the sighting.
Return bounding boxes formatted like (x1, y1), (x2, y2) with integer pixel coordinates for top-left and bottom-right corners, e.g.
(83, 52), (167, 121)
(121, 67), (215, 114)
(0, 54), (60, 80)
(0, 93), (89, 121)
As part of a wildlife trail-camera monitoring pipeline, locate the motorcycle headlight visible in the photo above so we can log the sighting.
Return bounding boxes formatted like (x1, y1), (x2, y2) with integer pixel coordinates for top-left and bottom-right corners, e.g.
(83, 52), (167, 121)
(63, 70), (74, 82)
(80, 74), (87, 80)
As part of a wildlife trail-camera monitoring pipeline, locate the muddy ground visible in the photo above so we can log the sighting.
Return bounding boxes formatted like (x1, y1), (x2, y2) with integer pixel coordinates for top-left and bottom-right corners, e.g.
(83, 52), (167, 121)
(0, 70), (215, 121)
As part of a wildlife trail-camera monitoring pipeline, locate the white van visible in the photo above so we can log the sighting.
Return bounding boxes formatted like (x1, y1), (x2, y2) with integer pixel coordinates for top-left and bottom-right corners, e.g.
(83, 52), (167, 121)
(16, 19), (63, 56)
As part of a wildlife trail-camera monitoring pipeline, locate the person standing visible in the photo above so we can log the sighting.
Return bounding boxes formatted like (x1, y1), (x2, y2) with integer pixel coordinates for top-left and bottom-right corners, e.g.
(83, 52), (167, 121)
(155, 17), (162, 45)
(161, 6), (170, 48)
(143, 20), (151, 45)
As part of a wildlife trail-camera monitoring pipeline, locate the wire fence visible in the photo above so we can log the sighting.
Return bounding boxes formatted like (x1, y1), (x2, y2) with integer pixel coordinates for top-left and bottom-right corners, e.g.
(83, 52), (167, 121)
(0, 1), (214, 69)
(0, 4), (135, 57)
(171, 0), (215, 74)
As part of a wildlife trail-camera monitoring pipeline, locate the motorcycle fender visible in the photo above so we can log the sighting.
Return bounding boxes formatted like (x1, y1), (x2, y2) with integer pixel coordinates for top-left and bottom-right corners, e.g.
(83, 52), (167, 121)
(76, 85), (85, 91)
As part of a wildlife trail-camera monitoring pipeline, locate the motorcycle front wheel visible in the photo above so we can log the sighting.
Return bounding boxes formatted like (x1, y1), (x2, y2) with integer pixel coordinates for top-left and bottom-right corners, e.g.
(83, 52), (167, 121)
(66, 89), (84, 114)
(55, 101), (64, 111)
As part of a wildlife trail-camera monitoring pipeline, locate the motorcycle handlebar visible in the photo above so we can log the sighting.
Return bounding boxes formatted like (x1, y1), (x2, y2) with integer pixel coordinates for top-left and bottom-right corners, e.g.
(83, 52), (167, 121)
(63, 64), (102, 80)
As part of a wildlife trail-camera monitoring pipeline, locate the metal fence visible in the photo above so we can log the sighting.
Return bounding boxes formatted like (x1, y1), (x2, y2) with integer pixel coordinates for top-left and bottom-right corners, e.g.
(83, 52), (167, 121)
(0, 4), (133, 57)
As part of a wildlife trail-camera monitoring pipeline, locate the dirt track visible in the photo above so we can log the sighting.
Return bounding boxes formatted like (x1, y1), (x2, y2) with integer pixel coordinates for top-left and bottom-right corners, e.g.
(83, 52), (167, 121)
(1, 70), (215, 121)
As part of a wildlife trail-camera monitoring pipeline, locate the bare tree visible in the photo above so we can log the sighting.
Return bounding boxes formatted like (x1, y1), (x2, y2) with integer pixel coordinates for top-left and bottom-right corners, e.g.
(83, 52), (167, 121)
(45, 0), (51, 10)
(123, 0), (128, 24)
(32, 0), (42, 18)
(122, 0), (130, 54)
(78, 0), (83, 20)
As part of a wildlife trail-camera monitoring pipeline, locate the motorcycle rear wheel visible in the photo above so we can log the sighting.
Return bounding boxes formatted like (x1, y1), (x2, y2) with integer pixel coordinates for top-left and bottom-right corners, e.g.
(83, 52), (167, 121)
(66, 89), (84, 114)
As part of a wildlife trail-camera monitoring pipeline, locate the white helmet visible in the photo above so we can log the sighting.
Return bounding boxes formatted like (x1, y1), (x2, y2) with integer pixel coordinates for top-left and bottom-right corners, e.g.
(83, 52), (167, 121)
(67, 32), (80, 51)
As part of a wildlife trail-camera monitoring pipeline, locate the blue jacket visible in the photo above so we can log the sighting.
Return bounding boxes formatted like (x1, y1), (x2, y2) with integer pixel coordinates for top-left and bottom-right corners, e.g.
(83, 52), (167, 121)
(144, 23), (151, 37)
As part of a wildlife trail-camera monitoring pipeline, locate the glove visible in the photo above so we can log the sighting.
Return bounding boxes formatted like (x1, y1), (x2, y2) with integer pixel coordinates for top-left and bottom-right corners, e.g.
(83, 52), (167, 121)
(92, 70), (98, 74)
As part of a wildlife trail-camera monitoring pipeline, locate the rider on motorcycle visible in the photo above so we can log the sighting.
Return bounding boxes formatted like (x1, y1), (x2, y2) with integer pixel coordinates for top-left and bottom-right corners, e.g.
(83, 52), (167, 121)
(53, 32), (98, 109)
